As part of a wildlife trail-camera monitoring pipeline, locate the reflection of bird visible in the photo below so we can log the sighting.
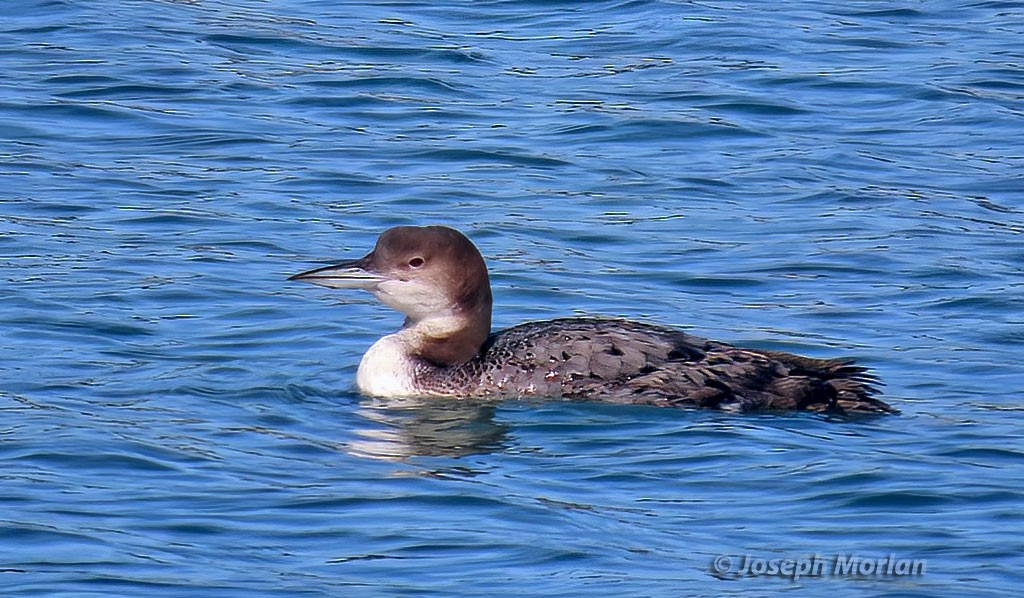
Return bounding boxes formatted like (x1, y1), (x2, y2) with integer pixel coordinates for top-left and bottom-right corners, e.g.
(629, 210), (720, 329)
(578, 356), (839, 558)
(291, 225), (893, 414)
(349, 398), (508, 461)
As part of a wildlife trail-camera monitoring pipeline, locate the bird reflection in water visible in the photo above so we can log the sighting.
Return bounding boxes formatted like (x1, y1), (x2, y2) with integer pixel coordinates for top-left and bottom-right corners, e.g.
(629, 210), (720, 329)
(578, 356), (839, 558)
(348, 397), (509, 460)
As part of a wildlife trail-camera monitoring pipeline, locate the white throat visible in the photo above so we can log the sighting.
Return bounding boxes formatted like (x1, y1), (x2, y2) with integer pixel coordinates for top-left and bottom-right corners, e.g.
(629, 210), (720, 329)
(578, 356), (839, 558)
(355, 333), (420, 397)
(354, 315), (472, 397)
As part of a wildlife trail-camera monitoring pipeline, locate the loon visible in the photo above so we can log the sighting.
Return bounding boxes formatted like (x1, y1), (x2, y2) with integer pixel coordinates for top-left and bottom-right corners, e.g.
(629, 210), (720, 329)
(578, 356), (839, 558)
(290, 225), (894, 414)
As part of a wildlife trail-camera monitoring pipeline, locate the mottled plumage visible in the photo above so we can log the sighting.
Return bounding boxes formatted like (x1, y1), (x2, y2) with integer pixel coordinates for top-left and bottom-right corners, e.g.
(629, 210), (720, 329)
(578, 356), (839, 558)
(411, 317), (889, 413)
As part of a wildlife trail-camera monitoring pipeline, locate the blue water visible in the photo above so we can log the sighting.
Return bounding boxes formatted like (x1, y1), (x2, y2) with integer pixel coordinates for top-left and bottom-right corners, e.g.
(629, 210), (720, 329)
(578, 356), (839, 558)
(2, 0), (1023, 595)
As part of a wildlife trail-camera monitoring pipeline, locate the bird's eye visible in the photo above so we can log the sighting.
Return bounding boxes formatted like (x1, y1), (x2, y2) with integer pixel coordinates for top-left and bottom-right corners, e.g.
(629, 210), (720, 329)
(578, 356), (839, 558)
(408, 257), (425, 268)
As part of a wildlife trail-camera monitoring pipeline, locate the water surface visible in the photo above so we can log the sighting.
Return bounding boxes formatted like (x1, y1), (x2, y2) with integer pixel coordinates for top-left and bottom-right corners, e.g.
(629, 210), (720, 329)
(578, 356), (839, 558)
(2, 0), (1023, 595)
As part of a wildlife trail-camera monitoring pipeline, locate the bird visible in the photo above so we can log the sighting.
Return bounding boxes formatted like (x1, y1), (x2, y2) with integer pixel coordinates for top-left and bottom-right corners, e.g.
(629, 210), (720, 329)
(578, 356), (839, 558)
(290, 225), (893, 414)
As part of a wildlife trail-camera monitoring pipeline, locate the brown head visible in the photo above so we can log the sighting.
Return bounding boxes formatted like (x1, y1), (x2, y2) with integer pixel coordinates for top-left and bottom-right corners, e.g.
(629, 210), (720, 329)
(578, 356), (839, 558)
(290, 225), (493, 366)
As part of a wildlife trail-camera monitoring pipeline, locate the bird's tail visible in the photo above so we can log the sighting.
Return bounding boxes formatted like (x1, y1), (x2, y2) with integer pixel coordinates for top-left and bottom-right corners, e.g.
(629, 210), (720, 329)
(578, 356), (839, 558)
(764, 352), (896, 415)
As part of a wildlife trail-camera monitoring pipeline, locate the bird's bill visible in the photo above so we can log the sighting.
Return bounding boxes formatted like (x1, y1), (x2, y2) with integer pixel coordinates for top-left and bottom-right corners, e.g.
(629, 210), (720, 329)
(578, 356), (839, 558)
(288, 258), (385, 290)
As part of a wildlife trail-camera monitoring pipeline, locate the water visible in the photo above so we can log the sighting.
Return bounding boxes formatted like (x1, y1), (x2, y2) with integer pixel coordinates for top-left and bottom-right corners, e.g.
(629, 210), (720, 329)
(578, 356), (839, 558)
(2, 0), (1023, 595)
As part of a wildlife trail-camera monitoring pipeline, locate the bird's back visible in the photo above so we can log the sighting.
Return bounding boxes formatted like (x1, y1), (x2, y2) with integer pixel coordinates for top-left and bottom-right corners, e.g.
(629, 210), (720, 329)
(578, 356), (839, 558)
(415, 317), (891, 414)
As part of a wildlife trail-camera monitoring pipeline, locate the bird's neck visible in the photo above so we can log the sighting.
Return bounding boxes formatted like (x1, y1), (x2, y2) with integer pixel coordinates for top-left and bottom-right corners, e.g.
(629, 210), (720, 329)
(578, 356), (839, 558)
(400, 304), (491, 366)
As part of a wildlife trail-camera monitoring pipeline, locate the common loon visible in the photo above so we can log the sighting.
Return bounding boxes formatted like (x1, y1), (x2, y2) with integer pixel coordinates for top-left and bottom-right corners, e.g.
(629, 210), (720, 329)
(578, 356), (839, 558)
(290, 225), (894, 414)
